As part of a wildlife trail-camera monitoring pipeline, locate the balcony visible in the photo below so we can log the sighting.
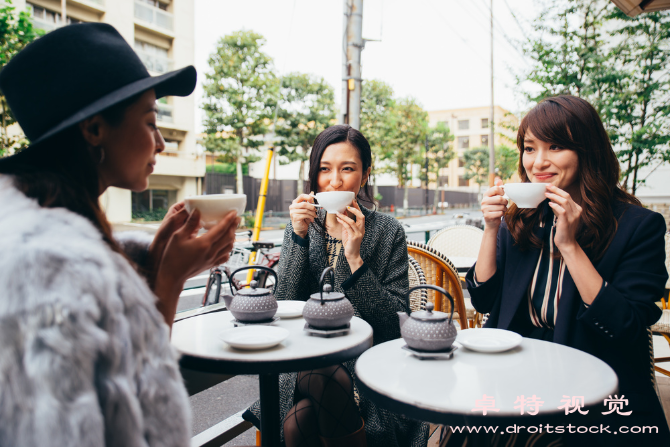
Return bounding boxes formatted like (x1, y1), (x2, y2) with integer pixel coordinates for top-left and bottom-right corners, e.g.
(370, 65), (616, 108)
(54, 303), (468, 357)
(137, 50), (174, 74)
(157, 103), (174, 123)
(155, 150), (206, 177)
(30, 17), (59, 32)
(134, 0), (174, 34)
(70, 0), (105, 11)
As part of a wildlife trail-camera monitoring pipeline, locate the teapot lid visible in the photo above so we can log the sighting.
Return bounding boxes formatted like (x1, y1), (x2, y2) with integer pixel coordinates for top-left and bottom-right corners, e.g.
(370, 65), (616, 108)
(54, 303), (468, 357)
(310, 283), (345, 301)
(410, 302), (450, 321)
(236, 280), (273, 297)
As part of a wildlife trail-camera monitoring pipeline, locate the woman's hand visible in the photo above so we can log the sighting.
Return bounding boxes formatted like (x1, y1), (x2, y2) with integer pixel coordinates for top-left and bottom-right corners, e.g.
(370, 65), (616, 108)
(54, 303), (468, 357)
(545, 184), (582, 252)
(481, 186), (508, 231)
(289, 192), (318, 238)
(153, 209), (240, 327)
(336, 200), (365, 273)
(147, 202), (188, 286)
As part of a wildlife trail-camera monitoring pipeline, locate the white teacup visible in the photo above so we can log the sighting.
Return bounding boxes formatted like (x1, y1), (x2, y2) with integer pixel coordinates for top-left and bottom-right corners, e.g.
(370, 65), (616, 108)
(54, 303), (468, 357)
(502, 183), (547, 208)
(314, 191), (356, 214)
(184, 194), (246, 229)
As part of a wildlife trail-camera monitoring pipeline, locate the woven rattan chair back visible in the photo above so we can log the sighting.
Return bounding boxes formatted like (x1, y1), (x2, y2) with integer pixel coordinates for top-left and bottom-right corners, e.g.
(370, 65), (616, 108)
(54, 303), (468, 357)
(428, 224), (484, 258)
(408, 255), (428, 312)
(406, 240), (468, 330)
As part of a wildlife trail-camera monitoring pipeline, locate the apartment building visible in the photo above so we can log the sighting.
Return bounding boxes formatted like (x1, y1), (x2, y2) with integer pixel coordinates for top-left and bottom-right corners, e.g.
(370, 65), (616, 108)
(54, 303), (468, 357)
(428, 105), (519, 191)
(16, 0), (204, 222)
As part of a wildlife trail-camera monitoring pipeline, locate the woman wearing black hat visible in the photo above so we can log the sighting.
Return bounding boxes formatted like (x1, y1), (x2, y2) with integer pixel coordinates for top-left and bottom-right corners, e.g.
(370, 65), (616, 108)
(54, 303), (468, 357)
(0, 24), (238, 446)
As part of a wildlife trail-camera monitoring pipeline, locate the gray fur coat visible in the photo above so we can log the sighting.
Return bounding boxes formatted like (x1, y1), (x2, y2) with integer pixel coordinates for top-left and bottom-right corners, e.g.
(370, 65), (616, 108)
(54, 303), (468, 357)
(0, 176), (191, 446)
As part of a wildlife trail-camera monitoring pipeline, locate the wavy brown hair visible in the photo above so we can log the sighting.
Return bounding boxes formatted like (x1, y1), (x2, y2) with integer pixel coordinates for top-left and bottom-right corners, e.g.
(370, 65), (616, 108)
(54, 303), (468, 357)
(505, 95), (640, 261)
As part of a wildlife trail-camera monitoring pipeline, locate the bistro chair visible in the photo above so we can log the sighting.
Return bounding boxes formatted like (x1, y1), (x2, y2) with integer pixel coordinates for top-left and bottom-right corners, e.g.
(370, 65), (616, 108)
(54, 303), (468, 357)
(427, 224), (484, 259)
(406, 240), (469, 330)
(650, 232), (670, 377)
(408, 254), (428, 312)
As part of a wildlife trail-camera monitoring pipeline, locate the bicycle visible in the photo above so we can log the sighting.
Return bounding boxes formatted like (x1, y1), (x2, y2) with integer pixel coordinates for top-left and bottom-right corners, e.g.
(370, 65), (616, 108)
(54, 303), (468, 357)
(201, 231), (281, 307)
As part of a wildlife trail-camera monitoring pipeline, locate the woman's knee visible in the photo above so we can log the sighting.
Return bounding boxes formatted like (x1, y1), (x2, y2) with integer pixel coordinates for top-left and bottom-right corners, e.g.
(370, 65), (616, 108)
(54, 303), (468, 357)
(297, 365), (353, 399)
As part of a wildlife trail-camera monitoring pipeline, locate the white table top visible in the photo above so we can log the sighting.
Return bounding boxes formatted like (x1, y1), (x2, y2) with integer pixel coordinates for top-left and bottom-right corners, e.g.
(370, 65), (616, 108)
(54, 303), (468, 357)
(355, 336), (618, 424)
(172, 311), (373, 374)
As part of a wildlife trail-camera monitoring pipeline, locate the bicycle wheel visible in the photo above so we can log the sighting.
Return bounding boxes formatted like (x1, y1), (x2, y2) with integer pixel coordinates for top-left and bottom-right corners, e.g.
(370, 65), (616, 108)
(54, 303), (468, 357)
(202, 270), (222, 306)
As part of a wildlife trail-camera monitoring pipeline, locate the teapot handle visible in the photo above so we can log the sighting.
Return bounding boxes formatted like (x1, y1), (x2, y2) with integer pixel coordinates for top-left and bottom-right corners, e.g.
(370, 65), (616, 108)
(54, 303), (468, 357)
(318, 266), (335, 305)
(228, 265), (279, 295)
(408, 285), (455, 324)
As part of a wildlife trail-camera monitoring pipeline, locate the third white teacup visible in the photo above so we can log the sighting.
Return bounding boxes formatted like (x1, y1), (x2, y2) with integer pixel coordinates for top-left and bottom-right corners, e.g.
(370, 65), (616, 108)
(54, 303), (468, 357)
(184, 194), (246, 229)
(502, 183), (547, 208)
(314, 191), (356, 214)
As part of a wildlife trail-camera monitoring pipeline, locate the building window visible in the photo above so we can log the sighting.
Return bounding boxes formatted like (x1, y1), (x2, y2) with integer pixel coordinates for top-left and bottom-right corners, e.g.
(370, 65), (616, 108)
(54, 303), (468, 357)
(458, 158), (465, 168)
(28, 3), (83, 30)
(458, 176), (469, 187)
(481, 118), (489, 129)
(457, 136), (469, 149)
(139, 0), (169, 11)
(458, 119), (469, 130)
(134, 39), (172, 73)
(132, 189), (177, 220)
(481, 135), (489, 146)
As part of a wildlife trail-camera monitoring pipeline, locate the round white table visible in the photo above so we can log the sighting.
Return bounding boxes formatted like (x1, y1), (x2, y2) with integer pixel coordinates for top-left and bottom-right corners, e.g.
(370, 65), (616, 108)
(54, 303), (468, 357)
(355, 336), (618, 425)
(449, 256), (477, 272)
(172, 311), (373, 447)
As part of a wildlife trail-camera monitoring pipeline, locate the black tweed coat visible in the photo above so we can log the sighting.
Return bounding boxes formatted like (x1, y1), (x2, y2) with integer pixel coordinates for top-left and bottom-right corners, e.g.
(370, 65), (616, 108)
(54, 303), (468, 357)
(247, 204), (429, 447)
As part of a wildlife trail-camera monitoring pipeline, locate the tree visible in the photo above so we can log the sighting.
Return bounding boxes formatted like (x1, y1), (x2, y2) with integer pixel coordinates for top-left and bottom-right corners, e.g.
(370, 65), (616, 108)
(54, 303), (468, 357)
(495, 144), (519, 182)
(202, 30), (278, 194)
(360, 80), (396, 200)
(0, 0), (42, 156)
(274, 73), (336, 195)
(463, 147), (489, 194)
(378, 98), (428, 214)
(520, 0), (670, 194)
(421, 122), (454, 212)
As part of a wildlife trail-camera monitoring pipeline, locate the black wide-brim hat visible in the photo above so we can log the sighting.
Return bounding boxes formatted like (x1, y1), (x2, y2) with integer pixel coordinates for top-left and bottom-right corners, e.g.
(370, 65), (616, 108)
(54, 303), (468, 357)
(0, 22), (196, 146)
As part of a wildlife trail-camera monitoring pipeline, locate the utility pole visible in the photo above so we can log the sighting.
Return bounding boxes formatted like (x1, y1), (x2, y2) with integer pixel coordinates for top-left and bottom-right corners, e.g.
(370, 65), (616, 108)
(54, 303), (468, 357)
(488, 0), (495, 187)
(340, 0), (363, 129)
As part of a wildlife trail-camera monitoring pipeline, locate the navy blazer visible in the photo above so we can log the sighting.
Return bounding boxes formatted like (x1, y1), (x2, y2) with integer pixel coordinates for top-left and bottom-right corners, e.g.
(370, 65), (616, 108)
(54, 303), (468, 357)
(466, 201), (668, 427)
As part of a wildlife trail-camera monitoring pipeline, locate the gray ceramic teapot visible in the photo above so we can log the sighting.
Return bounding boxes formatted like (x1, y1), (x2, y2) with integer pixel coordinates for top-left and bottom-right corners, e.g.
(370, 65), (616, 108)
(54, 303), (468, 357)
(303, 267), (354, 329)
(221, 266), (279, 322)
(397, 285), (457, 352)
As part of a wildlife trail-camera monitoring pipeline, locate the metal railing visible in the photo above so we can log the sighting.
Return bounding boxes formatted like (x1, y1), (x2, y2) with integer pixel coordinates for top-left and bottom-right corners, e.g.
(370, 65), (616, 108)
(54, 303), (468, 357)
(136, 50), (174, 74)
(134, 0), (173, 32)
(157, 103), (173, 123)
(72, 0), (105, 7)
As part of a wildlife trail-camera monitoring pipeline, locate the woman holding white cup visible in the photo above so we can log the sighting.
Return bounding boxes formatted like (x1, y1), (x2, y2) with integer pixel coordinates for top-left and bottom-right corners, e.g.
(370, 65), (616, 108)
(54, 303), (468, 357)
(449, 96), (670, 446)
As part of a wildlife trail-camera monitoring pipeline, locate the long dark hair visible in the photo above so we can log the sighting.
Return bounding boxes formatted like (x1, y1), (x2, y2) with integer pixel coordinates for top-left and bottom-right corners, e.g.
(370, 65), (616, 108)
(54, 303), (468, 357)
(307, 125), (375, 233)
(505, 95), (640, 260)
(0, 94), (142, 253)
(308, 125), (375, 204)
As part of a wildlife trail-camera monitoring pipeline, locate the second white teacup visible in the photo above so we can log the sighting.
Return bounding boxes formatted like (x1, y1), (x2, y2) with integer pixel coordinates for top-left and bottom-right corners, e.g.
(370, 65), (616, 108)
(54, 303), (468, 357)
(503, 183), (547, 208)
(184, 194), (246, 229)
(315, 191), (356, 214)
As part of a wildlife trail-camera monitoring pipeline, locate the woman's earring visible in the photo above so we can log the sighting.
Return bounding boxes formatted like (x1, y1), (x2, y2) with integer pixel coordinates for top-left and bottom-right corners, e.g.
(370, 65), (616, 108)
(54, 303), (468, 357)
(361, 181), (366, 188)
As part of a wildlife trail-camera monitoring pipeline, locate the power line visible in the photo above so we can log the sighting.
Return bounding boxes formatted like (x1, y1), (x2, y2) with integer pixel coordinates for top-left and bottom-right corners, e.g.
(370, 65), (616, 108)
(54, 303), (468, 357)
(502, 0), (529, 37)
(426, 0), (489, 64)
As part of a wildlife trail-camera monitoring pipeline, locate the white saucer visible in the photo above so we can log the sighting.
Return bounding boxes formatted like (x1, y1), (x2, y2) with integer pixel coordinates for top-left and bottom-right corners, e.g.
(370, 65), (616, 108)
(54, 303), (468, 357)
(219, 326), (290, 350)
(276, 301), (306, 319)
(456, 328), (522, 353)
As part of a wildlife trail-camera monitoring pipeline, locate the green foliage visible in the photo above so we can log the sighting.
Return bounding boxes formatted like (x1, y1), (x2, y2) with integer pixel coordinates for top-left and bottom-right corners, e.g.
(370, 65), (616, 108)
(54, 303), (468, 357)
(206, 163), (248, 175)
(520, 0), (670, 194)
(422, 121), (455, 186)
(463, 147), (490, 188)
(0, 1), (42, 156)
(360, 80), (396, 170)
(275, 72), (336, 193)
(132, 208), (168, 222)
(381, 97), (428, 188)
(201, 30), (279, 191)
(495, 144), (519, 182)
